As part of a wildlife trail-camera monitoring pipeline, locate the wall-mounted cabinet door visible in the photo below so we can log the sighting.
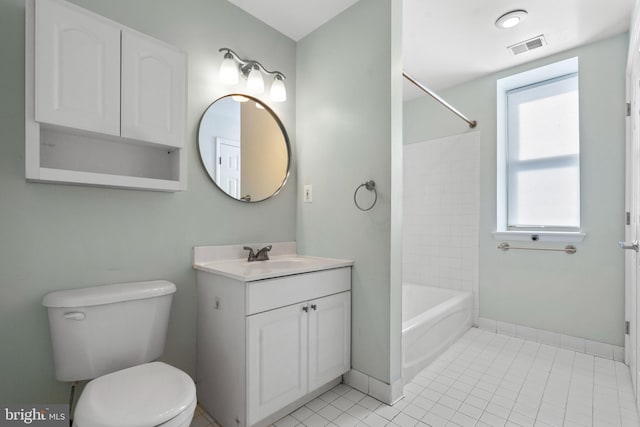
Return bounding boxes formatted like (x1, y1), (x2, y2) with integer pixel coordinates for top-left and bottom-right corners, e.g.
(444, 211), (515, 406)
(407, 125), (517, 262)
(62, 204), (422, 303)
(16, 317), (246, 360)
(307, 291), (351, 391)
(247, 303), (308, 426)
(35, 0), (121, 136)
(121, 30), (186, 148)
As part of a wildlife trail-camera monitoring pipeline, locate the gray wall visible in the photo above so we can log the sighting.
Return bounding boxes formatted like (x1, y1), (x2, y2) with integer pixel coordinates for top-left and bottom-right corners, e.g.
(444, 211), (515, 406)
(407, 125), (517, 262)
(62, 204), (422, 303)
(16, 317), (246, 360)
(0, 0), (296, 402)
(404, 34), (628, 346)
(296, 0), (404, 385)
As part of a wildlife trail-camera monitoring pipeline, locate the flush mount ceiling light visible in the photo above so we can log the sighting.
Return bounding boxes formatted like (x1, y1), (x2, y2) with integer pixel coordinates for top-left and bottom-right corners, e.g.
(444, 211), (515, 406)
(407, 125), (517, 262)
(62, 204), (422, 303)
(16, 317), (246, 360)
(495, 9), (528, 29)
(218, 48), (286, 102)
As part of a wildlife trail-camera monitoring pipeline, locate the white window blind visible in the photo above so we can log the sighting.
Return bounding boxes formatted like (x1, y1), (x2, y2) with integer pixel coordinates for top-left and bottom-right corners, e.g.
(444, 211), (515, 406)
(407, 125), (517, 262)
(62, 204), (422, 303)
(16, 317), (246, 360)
(505, 73), (580, 230)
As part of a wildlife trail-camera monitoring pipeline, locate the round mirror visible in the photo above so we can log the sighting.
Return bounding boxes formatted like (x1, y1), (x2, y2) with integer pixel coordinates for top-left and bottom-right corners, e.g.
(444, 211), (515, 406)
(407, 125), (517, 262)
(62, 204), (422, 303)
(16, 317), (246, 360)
(197, 95), (291, 202)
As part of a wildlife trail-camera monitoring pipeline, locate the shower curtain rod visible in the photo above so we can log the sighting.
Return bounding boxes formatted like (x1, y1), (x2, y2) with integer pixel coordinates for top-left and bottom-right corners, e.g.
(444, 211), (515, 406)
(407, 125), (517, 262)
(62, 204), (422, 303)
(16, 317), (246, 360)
(403, 72), (477, 129)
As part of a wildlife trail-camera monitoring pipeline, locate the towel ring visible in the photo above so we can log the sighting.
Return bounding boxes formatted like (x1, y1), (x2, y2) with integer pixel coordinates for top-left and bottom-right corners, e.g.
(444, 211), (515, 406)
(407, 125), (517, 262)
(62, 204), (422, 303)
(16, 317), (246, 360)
(354, 180), (377, 211)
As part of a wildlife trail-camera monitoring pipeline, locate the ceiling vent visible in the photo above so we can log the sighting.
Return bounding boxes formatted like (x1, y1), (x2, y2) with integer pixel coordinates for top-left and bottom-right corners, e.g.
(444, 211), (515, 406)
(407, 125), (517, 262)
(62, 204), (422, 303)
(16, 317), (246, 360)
(508, 35), (547, 56)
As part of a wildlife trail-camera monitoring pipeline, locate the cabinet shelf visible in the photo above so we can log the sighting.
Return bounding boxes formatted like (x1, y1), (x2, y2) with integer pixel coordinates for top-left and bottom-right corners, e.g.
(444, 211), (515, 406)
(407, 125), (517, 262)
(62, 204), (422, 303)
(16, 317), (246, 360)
(35, 168), (183, 192)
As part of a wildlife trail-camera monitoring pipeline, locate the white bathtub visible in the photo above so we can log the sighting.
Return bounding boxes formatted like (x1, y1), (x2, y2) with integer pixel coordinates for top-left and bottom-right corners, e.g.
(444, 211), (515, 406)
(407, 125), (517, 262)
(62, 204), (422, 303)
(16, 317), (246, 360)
(402, 284), (473, 384)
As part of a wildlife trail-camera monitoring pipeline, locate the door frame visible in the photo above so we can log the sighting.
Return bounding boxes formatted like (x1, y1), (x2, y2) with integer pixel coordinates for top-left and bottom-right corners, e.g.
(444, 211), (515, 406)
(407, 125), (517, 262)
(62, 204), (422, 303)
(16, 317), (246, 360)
(625, 5), (640, 409)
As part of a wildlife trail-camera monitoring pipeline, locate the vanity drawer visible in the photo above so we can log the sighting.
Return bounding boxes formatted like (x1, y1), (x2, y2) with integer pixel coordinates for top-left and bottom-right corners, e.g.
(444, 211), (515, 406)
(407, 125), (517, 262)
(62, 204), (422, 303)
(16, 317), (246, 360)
(246, 267), (351, 315)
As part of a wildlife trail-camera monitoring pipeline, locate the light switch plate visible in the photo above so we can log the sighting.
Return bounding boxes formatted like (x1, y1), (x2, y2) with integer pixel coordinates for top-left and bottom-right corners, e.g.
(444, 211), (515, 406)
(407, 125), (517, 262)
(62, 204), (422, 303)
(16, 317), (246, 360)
(303, 185), (312, 203)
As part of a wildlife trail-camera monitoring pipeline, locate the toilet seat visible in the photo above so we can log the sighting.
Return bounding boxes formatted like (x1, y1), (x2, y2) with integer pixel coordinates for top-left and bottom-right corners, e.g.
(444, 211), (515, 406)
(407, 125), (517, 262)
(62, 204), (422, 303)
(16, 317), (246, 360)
(73, 361), (196, 427)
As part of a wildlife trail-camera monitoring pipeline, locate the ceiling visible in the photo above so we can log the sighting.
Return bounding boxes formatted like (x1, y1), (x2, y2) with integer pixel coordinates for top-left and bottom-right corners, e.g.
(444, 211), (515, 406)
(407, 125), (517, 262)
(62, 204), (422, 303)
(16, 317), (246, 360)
(226, 0), (359, 42)
(227, 0), (633, 100)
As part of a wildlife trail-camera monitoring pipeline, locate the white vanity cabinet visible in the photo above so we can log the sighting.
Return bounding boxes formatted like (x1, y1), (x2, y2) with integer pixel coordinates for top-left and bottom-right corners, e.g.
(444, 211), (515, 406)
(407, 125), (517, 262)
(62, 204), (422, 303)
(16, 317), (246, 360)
(247, 302), (309, 424)
(196, 265), (351, 427)
(247, 291), (351, 425)
(26, 0), (187, 192)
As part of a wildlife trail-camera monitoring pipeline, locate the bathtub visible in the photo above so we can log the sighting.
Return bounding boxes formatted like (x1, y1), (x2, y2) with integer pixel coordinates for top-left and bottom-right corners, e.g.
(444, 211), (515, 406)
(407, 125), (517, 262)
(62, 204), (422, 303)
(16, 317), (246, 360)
(402, 284), (473, 384)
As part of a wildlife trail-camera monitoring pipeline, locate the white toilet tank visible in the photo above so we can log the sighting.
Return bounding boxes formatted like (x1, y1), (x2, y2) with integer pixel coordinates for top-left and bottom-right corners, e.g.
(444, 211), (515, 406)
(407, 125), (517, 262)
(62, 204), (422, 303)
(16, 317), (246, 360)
(42, 280), (176, 382)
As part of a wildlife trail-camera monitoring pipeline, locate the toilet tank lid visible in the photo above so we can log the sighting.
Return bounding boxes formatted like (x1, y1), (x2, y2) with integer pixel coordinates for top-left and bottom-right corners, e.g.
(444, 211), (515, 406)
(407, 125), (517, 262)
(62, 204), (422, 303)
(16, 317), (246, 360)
(42, 280), (176, 308)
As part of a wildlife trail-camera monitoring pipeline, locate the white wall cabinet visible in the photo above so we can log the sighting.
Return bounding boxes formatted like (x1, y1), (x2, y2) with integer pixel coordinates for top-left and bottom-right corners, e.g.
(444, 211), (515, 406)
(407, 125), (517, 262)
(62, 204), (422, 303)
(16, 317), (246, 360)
(121, 30), (186, 148)
(26, 0), (187, 192)
(34, 0), (121, 136)
(197, 267), (351, 427)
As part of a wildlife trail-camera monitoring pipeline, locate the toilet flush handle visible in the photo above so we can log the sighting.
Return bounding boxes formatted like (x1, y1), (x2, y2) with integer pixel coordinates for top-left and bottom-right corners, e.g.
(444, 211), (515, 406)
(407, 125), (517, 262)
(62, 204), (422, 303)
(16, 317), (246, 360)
(63, 312), (86, 320)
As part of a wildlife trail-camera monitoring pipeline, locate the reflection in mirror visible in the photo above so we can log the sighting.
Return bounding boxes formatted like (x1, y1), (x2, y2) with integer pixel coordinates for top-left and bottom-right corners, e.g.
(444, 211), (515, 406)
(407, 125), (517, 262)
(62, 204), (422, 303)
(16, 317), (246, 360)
(198, 95), (290, 202)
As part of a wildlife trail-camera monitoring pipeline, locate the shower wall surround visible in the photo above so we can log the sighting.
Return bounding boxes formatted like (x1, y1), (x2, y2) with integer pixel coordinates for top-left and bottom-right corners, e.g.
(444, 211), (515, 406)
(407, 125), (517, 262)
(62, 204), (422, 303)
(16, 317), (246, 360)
(403, 132), (480, 317)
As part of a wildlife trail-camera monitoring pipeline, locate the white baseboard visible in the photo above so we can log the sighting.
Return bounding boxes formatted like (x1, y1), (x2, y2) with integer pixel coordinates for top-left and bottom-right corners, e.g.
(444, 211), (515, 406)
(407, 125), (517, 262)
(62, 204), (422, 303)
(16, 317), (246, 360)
(478, 317), (624, 362)
(344, 369), (404, 405)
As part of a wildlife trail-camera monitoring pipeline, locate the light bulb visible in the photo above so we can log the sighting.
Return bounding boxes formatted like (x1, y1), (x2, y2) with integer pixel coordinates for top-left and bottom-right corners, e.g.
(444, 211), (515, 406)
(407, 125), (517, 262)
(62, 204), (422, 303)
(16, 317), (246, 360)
(246, 65), (264, 94)
(270, 75), (287, 102)
(219, 53), (239, 85)
(501, 17), (520, 28)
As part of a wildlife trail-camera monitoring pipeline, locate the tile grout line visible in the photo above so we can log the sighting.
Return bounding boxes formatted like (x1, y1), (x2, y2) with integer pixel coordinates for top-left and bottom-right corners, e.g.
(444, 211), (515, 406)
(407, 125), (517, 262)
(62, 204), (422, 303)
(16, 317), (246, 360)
(591, 354), (595, 427)
(614, 360), (625, 425)
(530, 343), (560, 425)
(501, 337), (542, 425)
(459, 331), (521, 424)
(556, 349), (577, 427)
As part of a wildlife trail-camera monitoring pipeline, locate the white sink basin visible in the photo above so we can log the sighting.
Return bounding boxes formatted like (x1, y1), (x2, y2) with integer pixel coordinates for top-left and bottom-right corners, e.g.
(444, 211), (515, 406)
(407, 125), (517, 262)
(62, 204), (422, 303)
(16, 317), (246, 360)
(194, 255), (353, 281)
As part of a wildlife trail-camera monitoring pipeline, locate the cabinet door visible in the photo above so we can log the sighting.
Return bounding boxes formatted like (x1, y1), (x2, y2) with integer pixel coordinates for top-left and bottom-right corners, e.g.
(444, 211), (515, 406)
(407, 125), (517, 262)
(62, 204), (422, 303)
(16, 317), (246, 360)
(35, 0), (121, 135)
(308, 291), (351, 390)
(247, 304), (308, 425)
(121, 30), (186, 148)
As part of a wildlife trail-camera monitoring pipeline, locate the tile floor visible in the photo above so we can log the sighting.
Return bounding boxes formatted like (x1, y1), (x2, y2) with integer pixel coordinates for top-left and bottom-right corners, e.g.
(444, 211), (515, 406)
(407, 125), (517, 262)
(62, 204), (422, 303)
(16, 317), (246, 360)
(191, 328), (640, 427)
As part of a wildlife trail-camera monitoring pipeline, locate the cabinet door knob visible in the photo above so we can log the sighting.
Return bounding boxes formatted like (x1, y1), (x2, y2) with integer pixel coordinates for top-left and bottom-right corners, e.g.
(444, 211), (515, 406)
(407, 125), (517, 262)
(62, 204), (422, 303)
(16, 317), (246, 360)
(302, 306), (309, 312)
(310, 304), (317, 311)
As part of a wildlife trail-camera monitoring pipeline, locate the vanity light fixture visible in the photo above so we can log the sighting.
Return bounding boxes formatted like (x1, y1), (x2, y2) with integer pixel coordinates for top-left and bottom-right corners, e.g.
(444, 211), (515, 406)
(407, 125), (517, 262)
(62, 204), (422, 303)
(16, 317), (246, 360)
(495, 9), (527, 29)
(218, 48), (287, 102)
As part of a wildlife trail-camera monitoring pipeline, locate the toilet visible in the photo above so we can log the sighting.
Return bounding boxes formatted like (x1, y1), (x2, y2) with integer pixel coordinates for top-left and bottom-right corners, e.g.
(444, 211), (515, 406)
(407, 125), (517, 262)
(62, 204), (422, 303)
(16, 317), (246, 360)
(42, 280), (196, 427)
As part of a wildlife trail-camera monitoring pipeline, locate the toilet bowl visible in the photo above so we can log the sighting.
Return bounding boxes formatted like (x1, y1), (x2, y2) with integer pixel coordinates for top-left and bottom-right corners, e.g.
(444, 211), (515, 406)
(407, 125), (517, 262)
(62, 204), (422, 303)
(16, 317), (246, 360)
(73, 362), (196, 427)
(42, 281), (197, 427)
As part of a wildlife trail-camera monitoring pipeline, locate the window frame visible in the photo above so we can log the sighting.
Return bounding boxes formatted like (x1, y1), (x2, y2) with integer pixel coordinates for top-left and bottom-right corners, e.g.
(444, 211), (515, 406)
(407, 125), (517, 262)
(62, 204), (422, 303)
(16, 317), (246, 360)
(494, 57), (586, 242)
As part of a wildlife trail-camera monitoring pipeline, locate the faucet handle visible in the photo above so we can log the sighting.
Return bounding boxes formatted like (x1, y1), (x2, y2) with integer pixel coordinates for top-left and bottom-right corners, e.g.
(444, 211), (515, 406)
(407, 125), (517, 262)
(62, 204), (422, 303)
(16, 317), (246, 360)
(243, 246), (257, 261)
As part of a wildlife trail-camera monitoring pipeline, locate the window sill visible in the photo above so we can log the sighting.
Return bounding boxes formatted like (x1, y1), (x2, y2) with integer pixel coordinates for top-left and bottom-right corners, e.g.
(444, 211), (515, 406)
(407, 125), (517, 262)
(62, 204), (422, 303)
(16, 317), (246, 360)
(492, 231), (586, 243)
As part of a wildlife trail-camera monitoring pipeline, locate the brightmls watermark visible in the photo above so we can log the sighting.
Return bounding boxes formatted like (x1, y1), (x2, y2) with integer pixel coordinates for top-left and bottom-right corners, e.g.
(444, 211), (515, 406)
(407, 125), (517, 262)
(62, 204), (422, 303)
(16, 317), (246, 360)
(1, 405), (68, 426)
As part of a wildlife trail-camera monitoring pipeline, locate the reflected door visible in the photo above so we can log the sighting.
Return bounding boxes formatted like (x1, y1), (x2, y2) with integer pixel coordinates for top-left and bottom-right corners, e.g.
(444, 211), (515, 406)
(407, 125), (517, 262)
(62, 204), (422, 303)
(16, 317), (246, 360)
(216, 138), (241, 199)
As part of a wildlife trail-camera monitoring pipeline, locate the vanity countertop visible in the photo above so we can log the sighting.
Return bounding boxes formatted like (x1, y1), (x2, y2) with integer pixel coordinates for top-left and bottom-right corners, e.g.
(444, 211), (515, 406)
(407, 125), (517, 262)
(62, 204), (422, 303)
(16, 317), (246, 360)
(193, 254), (353, 281)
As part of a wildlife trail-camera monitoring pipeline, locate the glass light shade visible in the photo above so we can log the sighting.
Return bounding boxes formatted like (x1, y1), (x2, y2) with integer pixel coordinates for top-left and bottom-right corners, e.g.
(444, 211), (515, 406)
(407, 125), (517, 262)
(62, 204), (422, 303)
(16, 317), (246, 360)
(501, 16), (520, 28)
(270, 76), (287, 102)
(495, 10), (527, 29)
(246, 66), (264, 94)
(219, 55), (239, 85)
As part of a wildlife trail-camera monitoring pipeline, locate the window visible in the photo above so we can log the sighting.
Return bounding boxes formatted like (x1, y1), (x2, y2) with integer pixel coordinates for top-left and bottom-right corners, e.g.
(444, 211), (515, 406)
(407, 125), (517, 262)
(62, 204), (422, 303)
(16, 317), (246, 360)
(496, 58), (584, 241)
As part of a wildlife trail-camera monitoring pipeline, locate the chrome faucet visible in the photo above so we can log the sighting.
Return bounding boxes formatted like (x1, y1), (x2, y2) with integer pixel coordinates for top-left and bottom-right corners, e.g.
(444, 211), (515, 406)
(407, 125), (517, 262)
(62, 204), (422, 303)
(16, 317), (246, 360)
(243, 245), (272, 262)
